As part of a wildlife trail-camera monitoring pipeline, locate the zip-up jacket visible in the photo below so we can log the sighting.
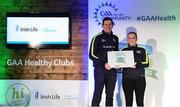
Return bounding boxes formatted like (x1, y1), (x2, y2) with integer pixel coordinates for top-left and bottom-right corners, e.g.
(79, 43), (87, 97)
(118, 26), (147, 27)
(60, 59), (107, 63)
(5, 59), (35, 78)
(122, 45), (149, 79)
(89, 30), (119, 67)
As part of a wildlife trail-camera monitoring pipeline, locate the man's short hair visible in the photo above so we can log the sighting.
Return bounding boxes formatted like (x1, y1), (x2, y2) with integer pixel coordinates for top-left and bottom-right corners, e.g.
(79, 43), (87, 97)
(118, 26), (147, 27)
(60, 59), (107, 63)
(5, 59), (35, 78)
(102, 17), (114, 26)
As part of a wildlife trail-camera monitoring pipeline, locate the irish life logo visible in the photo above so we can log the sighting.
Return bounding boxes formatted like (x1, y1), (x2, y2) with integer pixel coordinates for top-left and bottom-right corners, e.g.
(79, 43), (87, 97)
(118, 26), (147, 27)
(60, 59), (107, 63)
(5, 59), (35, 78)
(6, 83), (31, 106)
(15, 25), (38, 32)
(16, 25), (19, 32)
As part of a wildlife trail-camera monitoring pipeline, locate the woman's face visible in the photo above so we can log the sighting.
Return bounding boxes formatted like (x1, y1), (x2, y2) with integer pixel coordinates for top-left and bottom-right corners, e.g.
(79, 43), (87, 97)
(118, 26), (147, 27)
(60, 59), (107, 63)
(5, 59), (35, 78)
(128, 33), (137, 46)
(102, 20), (113, 33)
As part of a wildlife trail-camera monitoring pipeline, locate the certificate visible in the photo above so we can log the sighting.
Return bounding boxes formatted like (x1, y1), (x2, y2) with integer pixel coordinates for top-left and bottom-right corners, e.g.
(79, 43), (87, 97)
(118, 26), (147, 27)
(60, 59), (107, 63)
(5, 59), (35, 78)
(108, 51), (135, 68)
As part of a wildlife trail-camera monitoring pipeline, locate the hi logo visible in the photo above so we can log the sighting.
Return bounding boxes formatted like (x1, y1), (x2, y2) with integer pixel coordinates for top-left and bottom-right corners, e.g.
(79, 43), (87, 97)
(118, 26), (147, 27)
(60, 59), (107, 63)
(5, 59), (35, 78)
(6, 83), (31, 106)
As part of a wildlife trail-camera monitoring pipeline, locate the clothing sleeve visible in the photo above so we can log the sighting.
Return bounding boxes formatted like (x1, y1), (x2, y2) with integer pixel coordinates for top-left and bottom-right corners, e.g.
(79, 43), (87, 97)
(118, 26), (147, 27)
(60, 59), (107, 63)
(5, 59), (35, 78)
(89, 36), (106, 65)
(135, 48), (149, 68)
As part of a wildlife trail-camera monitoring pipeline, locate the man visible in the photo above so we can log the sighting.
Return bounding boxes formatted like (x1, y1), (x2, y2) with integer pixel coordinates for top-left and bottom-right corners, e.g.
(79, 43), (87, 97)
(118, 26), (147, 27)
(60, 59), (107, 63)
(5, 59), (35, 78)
(122, 32), (149, 106)
(89, 17), (119, 106)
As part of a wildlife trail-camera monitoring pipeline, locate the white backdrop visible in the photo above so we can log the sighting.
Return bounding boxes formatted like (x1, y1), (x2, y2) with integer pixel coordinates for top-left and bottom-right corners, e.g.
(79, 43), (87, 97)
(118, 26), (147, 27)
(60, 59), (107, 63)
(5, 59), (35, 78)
(88, 0), (180, 106)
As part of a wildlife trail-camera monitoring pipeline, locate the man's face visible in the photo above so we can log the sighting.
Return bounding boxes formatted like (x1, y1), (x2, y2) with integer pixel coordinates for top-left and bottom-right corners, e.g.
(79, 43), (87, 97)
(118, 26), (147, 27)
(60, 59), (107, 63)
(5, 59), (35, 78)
(102, 20), (113, 33)
(128, 33), (137, 46)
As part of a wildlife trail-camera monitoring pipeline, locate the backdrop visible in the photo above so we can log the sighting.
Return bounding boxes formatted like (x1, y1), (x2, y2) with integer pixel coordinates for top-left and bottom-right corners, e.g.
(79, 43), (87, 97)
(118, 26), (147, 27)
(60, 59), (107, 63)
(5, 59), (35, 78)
(88, 0), (180, 106)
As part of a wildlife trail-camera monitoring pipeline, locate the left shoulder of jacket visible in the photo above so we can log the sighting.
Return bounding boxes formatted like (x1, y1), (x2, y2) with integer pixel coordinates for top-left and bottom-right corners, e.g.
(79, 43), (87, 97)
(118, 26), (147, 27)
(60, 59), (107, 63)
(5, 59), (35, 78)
(136, 47), (146, 53)
(112, 34), (118, 38)
(111, 35), (118, 42)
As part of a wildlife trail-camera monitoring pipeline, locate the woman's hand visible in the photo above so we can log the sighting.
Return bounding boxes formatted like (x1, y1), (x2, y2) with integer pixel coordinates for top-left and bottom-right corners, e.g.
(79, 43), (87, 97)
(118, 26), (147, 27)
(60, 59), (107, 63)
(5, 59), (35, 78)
(130, 62), (137, 68)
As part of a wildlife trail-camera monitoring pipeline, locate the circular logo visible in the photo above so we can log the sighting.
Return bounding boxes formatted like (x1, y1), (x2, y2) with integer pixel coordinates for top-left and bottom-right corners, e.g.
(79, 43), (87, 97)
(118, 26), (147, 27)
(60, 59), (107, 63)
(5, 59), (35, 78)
(6, 83), (31, 106)
(93, 2), (119, 25)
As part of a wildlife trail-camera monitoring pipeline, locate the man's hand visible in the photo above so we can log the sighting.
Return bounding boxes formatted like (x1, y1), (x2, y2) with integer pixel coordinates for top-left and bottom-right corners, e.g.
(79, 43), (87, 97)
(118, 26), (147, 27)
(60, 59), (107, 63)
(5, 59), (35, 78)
(105, 63), (111, 70)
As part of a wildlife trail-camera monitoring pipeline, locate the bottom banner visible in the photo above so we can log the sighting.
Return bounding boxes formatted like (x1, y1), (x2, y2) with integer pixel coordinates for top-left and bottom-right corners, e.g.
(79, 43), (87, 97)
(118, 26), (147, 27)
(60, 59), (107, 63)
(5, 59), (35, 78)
(0, 80), (88, 106)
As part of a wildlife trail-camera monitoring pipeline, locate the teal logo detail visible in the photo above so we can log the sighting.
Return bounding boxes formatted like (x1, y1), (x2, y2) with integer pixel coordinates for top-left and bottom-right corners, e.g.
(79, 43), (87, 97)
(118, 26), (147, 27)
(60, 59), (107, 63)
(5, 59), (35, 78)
(116, 52), (125, 63)
(6, 83), (31, 106)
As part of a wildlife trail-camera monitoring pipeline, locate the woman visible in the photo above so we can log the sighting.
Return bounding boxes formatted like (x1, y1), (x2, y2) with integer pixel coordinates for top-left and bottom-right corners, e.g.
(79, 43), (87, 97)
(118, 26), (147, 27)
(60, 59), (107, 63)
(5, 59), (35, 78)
(122, 32), (149, 106)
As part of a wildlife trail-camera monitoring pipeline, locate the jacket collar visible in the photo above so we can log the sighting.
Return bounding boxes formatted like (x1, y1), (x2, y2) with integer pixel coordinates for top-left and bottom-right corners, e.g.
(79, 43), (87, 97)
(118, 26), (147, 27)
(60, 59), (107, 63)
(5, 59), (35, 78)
(128, 44), (137, 48)
(102, 30), (113, 36)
